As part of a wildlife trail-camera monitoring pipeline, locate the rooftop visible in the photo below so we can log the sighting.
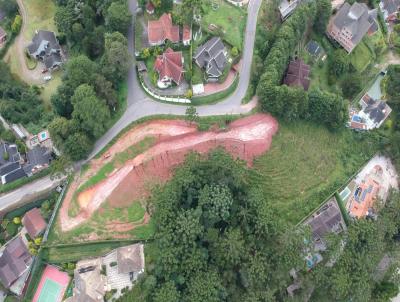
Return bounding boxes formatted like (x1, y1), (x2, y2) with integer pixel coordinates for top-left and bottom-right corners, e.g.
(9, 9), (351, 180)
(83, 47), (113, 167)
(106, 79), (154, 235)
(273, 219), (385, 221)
(283, 59), (311, 91)
(22, 207), (47, 238)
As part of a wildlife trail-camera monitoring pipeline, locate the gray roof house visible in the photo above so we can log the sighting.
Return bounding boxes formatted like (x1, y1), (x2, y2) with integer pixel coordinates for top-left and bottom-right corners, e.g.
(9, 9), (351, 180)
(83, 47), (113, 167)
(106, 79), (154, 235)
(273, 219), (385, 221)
(26, 145), (52, 171)
(304, 197), (347, 252)
(0, 142), (26, 185)
(327, 2), (378, 53)
(0, 237), (32, 289)
(380, 0), (400, 21)
(279, 0), (302, 20)
(116, 244), (145, 274)
(193, 37), (227, 80)
(27, 30), (62, 70)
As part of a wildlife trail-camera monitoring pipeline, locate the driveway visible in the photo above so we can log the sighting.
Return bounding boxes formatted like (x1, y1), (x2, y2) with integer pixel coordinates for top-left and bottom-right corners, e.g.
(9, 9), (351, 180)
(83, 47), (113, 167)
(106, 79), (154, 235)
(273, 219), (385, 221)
(88, 0), (262, 159)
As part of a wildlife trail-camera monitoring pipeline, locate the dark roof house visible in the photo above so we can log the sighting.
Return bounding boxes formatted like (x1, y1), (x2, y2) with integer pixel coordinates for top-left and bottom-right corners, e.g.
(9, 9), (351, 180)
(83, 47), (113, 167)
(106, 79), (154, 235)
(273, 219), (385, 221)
(154, 48), (184, 85)
(22, 208), (47, 238)
(26, 145), (52, 169)
(0, 142), (25, 185)
(27, 30), (62, 69)
(0, 237), (32, 288)
(193, 37), (227, 79)
(304, 198), (347, 252)
(283, 59), (311, 91)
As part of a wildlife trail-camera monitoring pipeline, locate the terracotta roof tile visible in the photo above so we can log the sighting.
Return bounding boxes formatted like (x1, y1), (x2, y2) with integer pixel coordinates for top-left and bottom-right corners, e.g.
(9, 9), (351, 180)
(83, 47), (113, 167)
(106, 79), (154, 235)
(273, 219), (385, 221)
(154, 48), (184, 84)
(22, 208), (47, 238)
(148, 13), (180, 45)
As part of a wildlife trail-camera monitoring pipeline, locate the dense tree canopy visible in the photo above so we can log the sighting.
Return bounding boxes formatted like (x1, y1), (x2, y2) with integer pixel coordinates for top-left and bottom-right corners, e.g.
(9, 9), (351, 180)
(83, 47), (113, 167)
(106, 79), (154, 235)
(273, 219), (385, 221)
(117, 150), (306, 302)
(0, 62), (44, 125)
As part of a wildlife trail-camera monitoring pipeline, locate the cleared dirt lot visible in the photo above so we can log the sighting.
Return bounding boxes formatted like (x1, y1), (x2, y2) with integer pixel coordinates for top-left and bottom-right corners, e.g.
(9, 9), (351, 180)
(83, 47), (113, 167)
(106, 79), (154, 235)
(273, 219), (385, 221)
(59, 114), (279, 234)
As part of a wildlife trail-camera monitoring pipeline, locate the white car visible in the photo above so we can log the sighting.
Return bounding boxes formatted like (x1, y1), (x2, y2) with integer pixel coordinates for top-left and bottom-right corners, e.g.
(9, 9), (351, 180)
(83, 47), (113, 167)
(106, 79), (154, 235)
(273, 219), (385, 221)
(44, 75), (52, 81)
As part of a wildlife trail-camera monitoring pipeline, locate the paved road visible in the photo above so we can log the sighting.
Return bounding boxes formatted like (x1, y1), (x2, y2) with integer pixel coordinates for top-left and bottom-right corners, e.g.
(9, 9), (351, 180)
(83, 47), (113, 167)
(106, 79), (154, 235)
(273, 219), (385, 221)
(87, 0), (262, 158)
(0, 176), (62, 214)
(0, 0), (262, 207)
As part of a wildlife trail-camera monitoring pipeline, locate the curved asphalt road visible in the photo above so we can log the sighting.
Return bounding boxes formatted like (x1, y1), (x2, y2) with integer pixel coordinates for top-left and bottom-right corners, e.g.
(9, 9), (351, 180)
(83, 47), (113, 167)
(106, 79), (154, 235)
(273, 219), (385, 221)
(0, 0), (262, 209)
(88, 0), (262, 159)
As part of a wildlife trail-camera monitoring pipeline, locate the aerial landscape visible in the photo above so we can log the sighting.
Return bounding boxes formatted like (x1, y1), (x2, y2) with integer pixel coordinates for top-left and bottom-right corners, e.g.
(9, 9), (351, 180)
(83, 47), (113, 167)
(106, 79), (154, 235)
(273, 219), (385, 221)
(1, 0), (400, 301)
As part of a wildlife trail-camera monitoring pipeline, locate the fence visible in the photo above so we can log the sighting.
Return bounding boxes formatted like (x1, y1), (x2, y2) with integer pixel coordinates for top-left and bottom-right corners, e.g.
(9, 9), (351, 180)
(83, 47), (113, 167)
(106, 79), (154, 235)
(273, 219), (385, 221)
(42, 181), (68, 243)
(139, 74), (191, 104)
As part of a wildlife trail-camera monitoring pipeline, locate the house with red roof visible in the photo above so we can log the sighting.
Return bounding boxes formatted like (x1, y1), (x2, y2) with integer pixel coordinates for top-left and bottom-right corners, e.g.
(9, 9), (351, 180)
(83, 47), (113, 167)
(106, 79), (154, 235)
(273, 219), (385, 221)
(148, 13), (180, 46)
(283, 59), (311, 91)
(154, 48), (184, 88)
(22, 207), (47, 239)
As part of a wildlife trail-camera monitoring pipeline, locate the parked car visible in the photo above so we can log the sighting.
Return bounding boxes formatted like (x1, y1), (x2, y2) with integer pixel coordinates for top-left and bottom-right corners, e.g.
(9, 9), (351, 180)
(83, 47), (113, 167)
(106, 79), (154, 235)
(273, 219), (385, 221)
(41, 68), (48, 74)
(44, 75), (52, 81)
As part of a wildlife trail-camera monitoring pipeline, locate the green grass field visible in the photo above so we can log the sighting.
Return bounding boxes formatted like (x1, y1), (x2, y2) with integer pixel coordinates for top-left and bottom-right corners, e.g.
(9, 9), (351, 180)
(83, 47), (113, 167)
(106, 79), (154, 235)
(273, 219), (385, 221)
(250, 122), (377, 224)
(350, 41), (373, 72)
(23, 0), (57, 40)
(44, 240), (141, 263)
(201, 0), (246, 50)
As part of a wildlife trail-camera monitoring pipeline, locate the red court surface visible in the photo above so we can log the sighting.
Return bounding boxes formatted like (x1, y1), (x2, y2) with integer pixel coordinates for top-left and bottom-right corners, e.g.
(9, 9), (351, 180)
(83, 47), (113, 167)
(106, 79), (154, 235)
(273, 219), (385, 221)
(32, 265), (70, 302)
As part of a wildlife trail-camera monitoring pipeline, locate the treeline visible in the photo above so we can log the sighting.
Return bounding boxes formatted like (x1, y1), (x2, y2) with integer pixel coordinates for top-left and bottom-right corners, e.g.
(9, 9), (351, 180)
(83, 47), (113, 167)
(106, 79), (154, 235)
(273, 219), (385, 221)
(117, 150), (306, 302)
(49, 0), (132, 161)
(256, 0), (348, 129)
(377, 65), (400, 167)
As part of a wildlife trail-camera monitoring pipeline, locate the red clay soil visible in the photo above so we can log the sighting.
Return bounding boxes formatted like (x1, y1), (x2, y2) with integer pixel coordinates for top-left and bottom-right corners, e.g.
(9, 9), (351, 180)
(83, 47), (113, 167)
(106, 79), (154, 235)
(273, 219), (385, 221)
(59, 114), (278, 232)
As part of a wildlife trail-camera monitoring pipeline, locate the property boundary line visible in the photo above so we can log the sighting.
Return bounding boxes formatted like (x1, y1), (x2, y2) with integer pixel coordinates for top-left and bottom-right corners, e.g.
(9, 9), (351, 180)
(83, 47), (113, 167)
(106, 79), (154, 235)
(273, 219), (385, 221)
(295, 154), (376, 227)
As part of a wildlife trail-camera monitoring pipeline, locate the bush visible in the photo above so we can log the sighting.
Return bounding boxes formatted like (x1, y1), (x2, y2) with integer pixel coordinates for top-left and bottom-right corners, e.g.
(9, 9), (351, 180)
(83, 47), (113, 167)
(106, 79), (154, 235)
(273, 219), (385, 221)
(6, 221), (18, 237)
(110, 261), (117, 267)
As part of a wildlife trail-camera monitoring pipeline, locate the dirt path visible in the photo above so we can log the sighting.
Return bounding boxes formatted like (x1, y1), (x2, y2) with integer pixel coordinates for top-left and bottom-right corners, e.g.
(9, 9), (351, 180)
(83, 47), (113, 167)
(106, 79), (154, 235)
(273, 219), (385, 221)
(4, 0), (43, 84)
(59, 114), (279, 232)
(375, 50), (400, 70)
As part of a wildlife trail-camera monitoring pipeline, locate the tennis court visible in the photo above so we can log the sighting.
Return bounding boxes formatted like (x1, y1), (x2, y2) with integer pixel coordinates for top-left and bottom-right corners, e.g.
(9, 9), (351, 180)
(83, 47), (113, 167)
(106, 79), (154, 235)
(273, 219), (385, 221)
(32, 265), (70, 302)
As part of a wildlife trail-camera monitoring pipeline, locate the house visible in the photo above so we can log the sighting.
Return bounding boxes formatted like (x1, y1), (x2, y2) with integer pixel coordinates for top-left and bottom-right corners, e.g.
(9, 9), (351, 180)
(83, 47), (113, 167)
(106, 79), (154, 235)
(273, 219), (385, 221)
(327, 2), (378, 53)
(283, 59), (311, 91)
(67, 244), (145, 301)
(347, 165), (386, 218)
(146, 1), (155, 14)
(182, 25), (191, 46)
(0, 142), (26, 185)
(116, 244), (145, 275)
(148, 13), (180, 46)
(25, 145), (53, 174)
(0, 26), (6, 45)
(27, 30), (62, 70)
(194, 37), (227, 80)
(0, 237), (32, 289)
(379, 0), (400, 22)
(279, 0), (302, 20)
(22, 208), (47, 239)
(305, 40), (326, 60)
(304, 198), (347, 252)
(67, 258), (107, 302)
(154, 48), (184, 88)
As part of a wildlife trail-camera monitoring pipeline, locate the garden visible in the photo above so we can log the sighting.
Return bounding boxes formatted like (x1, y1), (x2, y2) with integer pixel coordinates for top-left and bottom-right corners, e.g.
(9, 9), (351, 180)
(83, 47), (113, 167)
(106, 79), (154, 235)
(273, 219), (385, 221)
(200, 0), (246, 50)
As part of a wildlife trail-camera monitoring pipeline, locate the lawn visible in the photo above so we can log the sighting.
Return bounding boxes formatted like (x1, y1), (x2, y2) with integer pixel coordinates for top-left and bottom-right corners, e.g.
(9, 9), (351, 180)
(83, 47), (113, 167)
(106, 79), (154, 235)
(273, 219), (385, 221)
(23, 0), (57, 40)
(44, 240), (140, 263)
(349, 41), (373, 72)
(51, 199), (151, 244)
(201, 0), (246, 50)
(250, 122), (377, 224)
